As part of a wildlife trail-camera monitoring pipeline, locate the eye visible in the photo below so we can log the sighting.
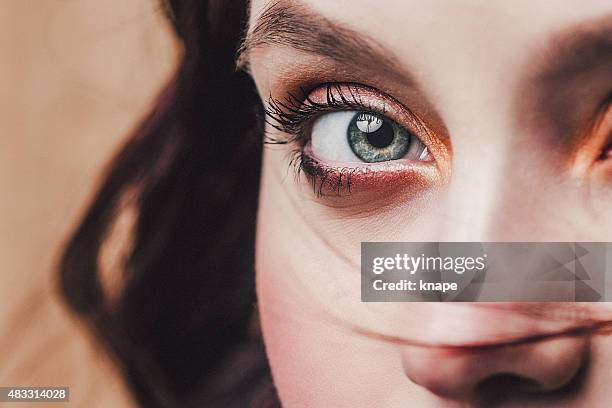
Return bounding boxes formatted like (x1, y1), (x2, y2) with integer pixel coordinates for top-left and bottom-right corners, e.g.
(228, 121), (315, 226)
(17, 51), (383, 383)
(572, 98), (612, 178)
(264, 83), (451, 196)
(310, 111), (431, 163)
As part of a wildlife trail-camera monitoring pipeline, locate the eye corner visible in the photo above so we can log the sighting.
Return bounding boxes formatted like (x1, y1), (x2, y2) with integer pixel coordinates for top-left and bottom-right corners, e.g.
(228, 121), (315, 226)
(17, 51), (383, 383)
(572, 100), (612, 177)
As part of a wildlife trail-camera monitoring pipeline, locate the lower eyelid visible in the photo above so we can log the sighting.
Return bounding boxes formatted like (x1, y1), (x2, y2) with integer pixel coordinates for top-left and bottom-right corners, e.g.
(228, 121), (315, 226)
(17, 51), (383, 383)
(308, 84), (421, 135)
(298, 151), (441, 196)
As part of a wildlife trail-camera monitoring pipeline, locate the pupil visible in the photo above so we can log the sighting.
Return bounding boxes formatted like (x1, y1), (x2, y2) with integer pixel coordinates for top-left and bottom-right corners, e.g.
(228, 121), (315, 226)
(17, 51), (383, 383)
(364, 120), (394, 148)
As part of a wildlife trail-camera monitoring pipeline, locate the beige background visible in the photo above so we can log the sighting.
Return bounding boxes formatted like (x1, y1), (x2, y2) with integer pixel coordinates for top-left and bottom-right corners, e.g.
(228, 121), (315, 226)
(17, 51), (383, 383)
(0, 1), (179, 406)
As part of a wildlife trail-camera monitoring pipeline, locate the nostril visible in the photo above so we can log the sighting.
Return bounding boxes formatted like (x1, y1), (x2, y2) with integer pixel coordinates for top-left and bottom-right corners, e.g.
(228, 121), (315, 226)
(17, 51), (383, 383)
(475, 373), (542, 402)
(475, 351), (589, 406)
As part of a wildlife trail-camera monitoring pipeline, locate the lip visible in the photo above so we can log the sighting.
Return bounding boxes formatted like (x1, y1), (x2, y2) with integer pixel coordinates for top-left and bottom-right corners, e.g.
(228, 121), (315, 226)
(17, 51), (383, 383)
(342, 302), (610, 349)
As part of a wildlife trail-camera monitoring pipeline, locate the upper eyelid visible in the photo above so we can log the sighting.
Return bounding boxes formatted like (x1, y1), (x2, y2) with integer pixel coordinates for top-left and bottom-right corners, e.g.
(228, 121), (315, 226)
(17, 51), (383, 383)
(263, 83), (374, 145)
(264, 83), (425, 145)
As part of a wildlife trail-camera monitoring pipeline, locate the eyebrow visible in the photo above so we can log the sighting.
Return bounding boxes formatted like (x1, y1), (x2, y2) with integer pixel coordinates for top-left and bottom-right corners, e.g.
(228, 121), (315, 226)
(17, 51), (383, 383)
(517, 15), (612, 133)
(537, 17), (612, 84)
(237, 0), (411, 84)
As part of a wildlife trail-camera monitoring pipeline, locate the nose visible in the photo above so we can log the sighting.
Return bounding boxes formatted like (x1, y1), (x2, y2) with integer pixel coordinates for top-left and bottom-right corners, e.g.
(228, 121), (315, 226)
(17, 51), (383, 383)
(402, 336), (588, 401)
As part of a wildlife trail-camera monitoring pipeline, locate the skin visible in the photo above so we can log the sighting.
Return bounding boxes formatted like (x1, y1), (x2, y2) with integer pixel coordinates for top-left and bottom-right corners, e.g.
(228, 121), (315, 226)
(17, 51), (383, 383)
(248, 0), (612, 406)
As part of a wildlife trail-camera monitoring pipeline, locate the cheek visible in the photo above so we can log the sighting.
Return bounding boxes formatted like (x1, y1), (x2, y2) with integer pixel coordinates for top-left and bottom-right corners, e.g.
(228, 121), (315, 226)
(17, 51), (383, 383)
(255, 226), (431, 408)
(254, 156), (428, 407)
(254, 252), (327, 407)
(255, 230), (407, 408)
(255, 167), (335, 406)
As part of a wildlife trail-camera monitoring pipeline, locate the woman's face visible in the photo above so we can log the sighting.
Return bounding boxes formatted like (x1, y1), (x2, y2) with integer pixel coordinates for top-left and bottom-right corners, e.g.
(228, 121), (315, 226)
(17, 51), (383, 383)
(247, 0), (612, 406)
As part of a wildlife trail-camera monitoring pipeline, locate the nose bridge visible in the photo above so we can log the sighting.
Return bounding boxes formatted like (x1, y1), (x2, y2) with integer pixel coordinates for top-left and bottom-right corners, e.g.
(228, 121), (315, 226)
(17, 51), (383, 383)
(436, 123), (510, 241)
(440, 135), (575, 241)
(417, 5), (524, 241)
(427, 37), (525, 240)
(420, 21), (548, 241)
(435, 120), (568, 241)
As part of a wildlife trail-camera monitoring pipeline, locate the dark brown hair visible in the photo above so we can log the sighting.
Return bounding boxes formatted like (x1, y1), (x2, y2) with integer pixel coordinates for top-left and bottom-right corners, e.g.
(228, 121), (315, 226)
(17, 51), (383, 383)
(58, 1), (272, 406)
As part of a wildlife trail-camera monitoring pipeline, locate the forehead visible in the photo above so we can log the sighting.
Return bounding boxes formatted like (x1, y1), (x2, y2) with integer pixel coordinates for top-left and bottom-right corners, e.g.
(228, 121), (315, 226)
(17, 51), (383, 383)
(249, 0), (612, 31)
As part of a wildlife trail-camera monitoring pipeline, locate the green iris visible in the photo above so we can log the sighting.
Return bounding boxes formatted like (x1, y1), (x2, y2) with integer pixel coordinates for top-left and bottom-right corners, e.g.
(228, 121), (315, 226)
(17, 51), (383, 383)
(347, 112), (412, 162)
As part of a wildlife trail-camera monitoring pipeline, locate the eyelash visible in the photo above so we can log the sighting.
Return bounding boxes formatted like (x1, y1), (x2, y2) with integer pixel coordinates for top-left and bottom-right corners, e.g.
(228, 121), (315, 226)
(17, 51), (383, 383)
(287, 150), (357, 195)
(265, 83), (384, 142)
(264, 83), (391, 195)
